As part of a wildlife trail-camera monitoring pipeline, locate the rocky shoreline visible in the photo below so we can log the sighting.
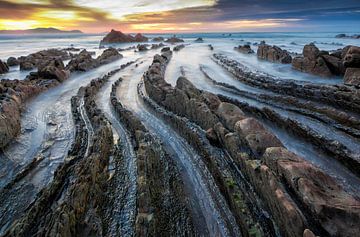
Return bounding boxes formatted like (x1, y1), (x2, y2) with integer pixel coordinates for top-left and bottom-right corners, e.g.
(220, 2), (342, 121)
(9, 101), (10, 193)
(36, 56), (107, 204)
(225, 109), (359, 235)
(143, 50), (360, 237)
(0, 47), (122, 149)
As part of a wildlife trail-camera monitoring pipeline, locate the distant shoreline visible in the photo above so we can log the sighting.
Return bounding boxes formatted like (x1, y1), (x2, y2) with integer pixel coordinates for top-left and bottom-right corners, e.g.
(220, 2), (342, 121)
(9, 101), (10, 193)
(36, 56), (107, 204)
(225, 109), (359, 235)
(0, 27), (83, 35)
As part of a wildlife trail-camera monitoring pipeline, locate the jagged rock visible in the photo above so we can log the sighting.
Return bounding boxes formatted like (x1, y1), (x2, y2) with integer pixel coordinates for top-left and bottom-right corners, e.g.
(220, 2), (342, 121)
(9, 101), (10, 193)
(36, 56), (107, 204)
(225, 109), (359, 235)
(97, 48), (122, 65)
(257, 43), (292, 63)
(322, 55), (345, 75)
(215, 102), (246, 130)
(152, 37), (164, 42)
(134, 33), (148, 42)
(173, 44), (185, 51)
(37, 59), (70, 82)
(336, 34), (360, 39)
(235, 45), (254, 54)
(292, 44), (333, 77)
(303, 43), (320, 60)
(161, 47), (171, 52)
(343, 46), (360, 68)
(151, 43), (165, 49)
(7, 57), (19, 66)
(66, 49), (98, 72)
(18, 49), (70, 71)
(344, 68), (360, 86)
(0, 60), (9, 74)
(100, 29), (148, 44)
(165, 37), (184, 43)
(264, 147), (360, 237)
(137, 44), (148, 51)
(195, 37), (204, 42)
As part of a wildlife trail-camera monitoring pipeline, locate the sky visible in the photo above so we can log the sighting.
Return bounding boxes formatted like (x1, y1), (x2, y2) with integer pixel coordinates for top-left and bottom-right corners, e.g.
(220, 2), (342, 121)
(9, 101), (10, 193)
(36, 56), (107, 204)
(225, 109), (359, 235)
(0, 0), (359, 33)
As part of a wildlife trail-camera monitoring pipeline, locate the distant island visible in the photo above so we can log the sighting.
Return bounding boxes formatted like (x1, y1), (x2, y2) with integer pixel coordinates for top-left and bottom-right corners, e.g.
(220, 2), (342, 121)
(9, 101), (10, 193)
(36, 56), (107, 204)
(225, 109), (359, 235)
(0, 27), (83, 34)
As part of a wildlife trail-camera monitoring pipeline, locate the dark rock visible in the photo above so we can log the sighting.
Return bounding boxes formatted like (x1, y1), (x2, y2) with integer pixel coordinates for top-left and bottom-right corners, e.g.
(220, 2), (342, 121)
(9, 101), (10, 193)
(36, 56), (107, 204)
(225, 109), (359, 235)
(195, 37), (204, 42)
(322, 55), (345, 75)
(7, 57), (19, 66)
(344, 68), (360, 86)
(336, 33), (360, 39)
(100, 29), (148, 44)
(264, 147), (360, 237)
(152, 37), (164, 42)
(257, 43), (292, 63)
(134, 33), (148, 42)
(173, 44), (185, 51)
(0, 60), (9, 74)
(165, 36), (184, 43)
(343, 46), (360, 68)
(137, 44), (148, 51)
(18, 49), (70, 71)
(292, 44), (333, 77)
(37, 59), (70, 82)
(66, 49), (99, 72)
(235, 45), (254, 54)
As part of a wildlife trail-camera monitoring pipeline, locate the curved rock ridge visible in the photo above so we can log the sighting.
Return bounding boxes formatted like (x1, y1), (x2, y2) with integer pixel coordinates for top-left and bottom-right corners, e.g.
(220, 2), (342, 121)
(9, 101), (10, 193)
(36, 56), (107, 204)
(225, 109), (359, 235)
(110, 78), (198, 236)
(0, 48), (123, 149)
(257, 42), (292, 64)
(139, 79), (276, 237)
(213, 54), (360, 113)
(100, 29), (148, 44)
(4, 75), (114, 236)
(143, 51), (360, 237)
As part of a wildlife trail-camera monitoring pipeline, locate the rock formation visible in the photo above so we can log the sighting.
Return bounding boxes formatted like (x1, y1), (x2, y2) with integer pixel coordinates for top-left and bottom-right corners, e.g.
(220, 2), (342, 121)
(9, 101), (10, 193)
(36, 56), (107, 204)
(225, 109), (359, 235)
(235, 45), (254, 54)
(18, 49), (70, 71)
(257, 42), (292, 63)
(66, 48), (122, 72)
(165, 36), (184, 43)
(152, 37), (164, 42)
(195, 37), (204, 42)
(292, 43), (334, 77)
(6, 57), (18, 67)
(143, 51), (360, 237)
(0, 60), (9, 74)
(336, 33), (360, 39)
(100, 29), (148, 44)
(173, 44), (185, 51)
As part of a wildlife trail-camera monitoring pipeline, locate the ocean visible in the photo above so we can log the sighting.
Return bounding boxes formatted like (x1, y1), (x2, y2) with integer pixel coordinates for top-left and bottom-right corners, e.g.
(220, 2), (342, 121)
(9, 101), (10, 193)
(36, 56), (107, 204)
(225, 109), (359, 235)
(1, 32), (359, 83)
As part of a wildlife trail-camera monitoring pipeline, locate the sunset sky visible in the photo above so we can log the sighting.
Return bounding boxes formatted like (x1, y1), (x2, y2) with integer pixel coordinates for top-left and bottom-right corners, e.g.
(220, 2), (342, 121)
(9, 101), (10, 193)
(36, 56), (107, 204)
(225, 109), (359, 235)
(0, 0), (359, 33)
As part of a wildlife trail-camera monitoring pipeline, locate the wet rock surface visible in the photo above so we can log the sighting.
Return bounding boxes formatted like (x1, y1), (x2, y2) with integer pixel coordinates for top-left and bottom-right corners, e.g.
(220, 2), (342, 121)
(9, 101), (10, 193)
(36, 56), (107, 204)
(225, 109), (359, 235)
(143, 50), (360, 237)
(257, 42), (292, 63)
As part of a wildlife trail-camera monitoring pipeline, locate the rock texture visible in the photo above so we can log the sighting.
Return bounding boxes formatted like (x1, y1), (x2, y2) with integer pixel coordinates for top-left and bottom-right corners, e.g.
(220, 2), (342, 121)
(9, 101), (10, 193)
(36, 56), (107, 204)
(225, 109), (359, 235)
(144, 51), (360, 237)
(18, 49), (70, 71)
(165, 36), (184, 43)
(6, 57), (18, 67)
(100, 29), (148, 44)
(292, 43), (334, 77)
(0, 60), (9, 74)
(235, 45), (254, 54)
(257, 42), (292, 63)
(344, 67), (360, 86)
(66, 48), (122, 72)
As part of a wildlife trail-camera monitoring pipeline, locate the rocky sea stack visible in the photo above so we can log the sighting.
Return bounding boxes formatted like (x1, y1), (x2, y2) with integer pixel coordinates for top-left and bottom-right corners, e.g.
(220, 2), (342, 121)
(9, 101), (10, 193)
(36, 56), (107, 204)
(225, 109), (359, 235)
(100, 29), (148, 44)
